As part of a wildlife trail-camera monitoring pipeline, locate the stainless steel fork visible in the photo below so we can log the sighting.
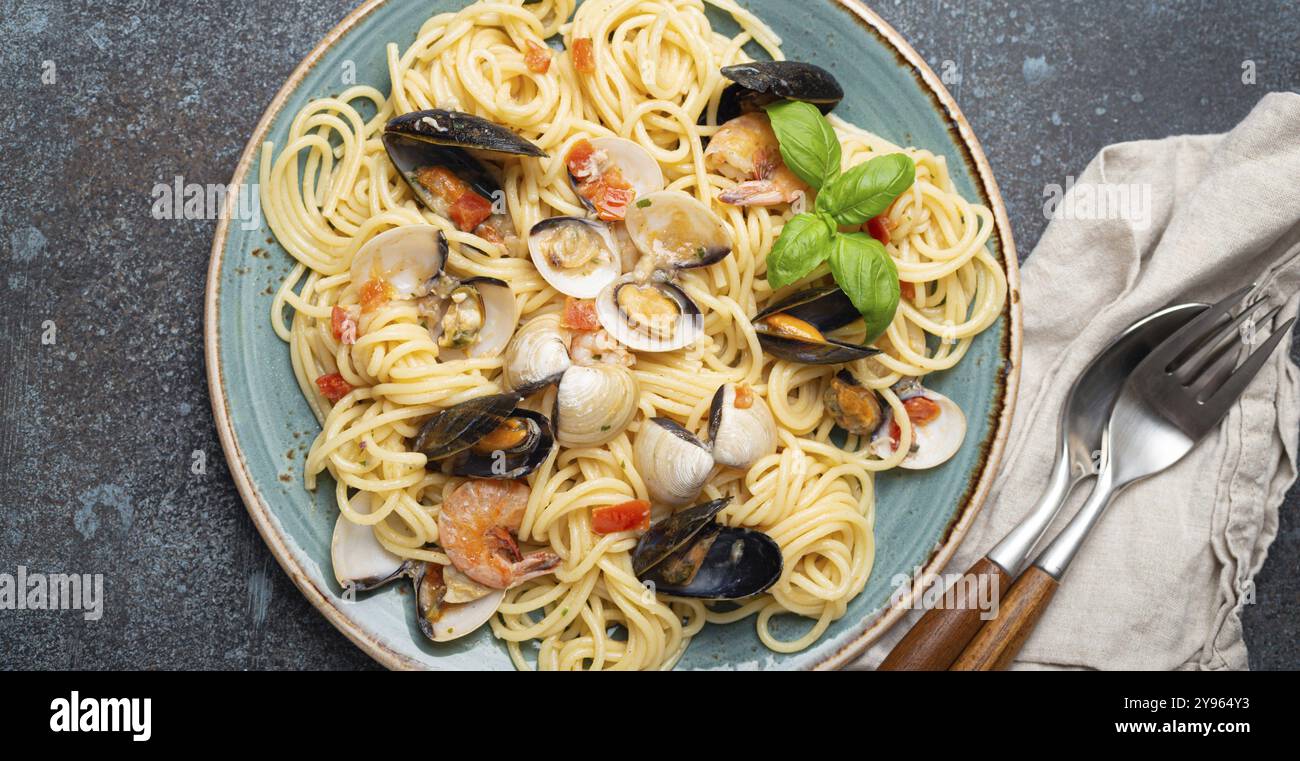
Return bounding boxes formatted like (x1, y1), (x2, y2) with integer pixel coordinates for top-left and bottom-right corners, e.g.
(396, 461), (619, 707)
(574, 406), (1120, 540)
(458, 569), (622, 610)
(951, 285), (1296, 670)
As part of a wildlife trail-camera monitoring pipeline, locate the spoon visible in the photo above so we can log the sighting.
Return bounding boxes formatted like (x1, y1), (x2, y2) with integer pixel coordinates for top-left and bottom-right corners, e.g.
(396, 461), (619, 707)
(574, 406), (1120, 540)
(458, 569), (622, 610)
(877, 302), (1207, 670)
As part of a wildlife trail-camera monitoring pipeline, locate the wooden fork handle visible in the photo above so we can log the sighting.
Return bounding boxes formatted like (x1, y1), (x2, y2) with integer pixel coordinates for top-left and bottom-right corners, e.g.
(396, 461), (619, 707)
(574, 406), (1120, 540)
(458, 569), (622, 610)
(950, 565), (1059, 671)
(877, 556), (1012, 670)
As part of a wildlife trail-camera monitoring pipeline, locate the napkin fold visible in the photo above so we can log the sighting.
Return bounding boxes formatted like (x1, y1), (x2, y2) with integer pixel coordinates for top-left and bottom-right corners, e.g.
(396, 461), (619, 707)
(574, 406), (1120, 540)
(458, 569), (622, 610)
(856, 91), (1300, 670)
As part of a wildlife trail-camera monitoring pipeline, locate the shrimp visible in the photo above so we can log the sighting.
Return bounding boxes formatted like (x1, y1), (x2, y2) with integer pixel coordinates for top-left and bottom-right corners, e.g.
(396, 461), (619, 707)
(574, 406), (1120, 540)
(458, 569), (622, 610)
(437, 479), (560, 589)
(705, 112), (811, 207)
(569, 328), (635, 367)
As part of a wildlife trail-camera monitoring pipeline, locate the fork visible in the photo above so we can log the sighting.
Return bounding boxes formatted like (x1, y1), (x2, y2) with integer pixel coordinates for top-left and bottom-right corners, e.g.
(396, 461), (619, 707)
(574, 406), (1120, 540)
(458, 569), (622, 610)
(951, 286), (1296, 670)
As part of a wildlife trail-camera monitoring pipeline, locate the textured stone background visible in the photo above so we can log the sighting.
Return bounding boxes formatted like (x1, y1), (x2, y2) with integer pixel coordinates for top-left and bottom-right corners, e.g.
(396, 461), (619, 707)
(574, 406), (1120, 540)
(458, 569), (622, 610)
(0, 0), (1296, 670)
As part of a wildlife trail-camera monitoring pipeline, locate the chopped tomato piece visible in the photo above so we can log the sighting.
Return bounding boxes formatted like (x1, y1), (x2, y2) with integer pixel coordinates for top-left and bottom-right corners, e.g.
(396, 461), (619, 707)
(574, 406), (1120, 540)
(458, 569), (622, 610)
(331, 305), (358, 345)
(359, 278), (393, 314)
(733, 384), (754, 410)
(449, 191), (493, 231)
(591, 499), (651, 534)
(588, 179), (634, 222)
(888, 418), (902, 450)
(900, 281), (915, 300)
(525, 40), (552, 73)
(315, 373), (353, 403)
(903, 396), (942, 425)
(561, 297), (601, 331)
(865, 214), (891, 245)
(572, 38), (595, 74)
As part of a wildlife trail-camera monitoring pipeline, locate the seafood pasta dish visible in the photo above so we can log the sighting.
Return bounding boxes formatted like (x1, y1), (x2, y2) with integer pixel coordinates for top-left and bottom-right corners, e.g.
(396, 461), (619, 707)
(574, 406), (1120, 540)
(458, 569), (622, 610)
(261, 0), (1006, 670)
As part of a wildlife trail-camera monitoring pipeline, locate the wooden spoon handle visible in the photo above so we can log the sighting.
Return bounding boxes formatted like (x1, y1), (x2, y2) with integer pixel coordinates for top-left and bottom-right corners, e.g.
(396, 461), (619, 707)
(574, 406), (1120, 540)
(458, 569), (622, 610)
(950, 565), (1059, 671)
(877, 556), (1012, 671)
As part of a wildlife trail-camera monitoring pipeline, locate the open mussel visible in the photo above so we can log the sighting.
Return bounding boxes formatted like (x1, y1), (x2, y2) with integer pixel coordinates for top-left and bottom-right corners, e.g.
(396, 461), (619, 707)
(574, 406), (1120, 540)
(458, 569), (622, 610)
(631, 497), (782, 600)
(528, 217), (622, 299)
(752, 286), (880, 365)
(383, 109), (544, 240)
(717, 60), (844, 123)
(708, 383), (777, 470)
(869, 378), (967, 469)
(566, 137), (665, 220)
(413, 392), (553, 478)
(633, 417), (715, 506)
(595, 274), (703, 353)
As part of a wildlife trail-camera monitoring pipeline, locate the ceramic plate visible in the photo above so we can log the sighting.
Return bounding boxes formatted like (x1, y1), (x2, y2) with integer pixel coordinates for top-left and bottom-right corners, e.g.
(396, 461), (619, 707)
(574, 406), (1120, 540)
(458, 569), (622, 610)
(205, 0), (1022, 670)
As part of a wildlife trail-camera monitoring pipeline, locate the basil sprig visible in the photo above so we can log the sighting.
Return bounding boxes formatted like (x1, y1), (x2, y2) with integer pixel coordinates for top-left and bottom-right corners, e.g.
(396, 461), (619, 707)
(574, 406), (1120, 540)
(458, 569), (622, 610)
(762, 102), (914, 342)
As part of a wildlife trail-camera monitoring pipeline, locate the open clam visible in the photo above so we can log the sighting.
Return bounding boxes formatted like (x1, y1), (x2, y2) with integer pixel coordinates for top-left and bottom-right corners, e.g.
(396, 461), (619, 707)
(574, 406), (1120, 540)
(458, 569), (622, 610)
(633, 417), (715, 507)
(753, 286), (880, 365)
(349, 224), (447, 299)
(566, 136), (665, 220)
(631, 497), (782, 600)
(717, 61), (844, 123)
(413, 392), (554, 478)
(707, 383), (777, 470)
(412, 561), (505, 643)
(870, 379), (967, 469)
(527, 217), (622, 299)
(595, 274), (703, 353)
(624, 190), (732, 271)
(331, 492), (410, 592)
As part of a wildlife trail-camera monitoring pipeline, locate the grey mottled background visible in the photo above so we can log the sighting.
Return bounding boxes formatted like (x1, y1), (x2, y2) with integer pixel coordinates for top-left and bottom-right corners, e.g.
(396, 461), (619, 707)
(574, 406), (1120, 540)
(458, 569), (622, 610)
(0, 0), (1296, 670)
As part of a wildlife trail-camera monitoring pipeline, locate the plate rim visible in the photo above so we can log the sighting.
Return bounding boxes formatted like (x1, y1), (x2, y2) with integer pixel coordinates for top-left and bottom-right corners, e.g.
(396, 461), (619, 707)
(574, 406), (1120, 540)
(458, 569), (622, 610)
(204, 0), (1023, 671)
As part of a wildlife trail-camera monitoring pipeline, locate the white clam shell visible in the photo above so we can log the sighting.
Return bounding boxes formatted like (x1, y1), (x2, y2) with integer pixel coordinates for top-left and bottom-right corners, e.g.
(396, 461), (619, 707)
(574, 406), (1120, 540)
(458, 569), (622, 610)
(871, 388), (967, 469)
(586, 136), (665, 200)
(349, 224), (445, 298)
(331, 492), (406, 590)
(502, 313), (573, 393)
(430, 278), (519, 360)
(633, 417), (715, 506)
(595, 273), (703, 353)
(708, 384), (777, 470)
(554, 364), (640, 448)
(424, 584), (504, 642)
(528, 217), (622, 299)
(623, 190), (731, 270)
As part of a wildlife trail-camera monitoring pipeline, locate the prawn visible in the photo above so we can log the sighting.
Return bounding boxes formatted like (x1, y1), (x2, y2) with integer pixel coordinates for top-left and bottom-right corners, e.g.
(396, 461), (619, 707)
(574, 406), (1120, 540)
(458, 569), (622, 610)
(437, 479), (560, 589)
(705, 112), (810, 207)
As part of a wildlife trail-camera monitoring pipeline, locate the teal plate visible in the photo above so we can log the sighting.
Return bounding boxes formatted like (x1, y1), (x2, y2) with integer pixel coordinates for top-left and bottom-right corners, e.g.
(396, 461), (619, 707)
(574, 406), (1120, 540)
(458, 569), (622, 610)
(205, 0), (1021, 670)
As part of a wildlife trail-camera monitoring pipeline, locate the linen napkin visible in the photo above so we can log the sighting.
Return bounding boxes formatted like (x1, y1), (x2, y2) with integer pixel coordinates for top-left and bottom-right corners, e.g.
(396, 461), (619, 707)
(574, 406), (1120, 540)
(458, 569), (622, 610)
(854, 91), (1300, 670)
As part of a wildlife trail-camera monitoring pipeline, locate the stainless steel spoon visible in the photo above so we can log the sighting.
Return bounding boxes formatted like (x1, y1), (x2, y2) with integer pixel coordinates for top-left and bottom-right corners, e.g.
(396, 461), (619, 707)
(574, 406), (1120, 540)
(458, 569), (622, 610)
(878, 302), (1206, 670)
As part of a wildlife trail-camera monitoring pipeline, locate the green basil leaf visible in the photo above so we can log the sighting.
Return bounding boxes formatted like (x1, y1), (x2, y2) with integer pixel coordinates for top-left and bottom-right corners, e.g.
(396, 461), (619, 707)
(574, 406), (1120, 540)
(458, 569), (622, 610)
(763, 100), (841, 190)
(828, 232), (900, 342)
(819, 153), (915, 226)
(765, 213), (834, 290)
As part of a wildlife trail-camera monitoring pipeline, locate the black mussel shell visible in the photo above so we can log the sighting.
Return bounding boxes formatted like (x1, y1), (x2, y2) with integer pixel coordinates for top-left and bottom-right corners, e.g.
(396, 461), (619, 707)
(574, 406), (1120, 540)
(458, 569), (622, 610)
(752, 286), (880, 365)
(717, 61), (844, 123)
(386, 109), (546, 157)
(412, 561), (447, 641)
(382, 135), (502, 213)
(414, 392), (522, 461)
(641, 526), (782, 600)
(449, 408), (554, 479)
(631, 497), (731, 576)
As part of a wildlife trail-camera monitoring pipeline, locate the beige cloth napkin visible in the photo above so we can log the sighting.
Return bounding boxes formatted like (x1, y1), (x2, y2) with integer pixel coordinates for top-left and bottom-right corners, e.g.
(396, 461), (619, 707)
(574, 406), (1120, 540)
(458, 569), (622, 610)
(854, 91), (1300, 670)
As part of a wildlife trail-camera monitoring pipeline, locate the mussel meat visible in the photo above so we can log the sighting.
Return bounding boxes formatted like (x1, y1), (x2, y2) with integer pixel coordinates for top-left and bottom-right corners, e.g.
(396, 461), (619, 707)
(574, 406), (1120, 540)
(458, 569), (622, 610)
(824, 370), (884, 436)
(631, 497), (782, 600)
(595, 274), (703, 353)
(624, 190), (732, 271)
(707, 383), (777, 470)
(633, 417), (715, 507)
(566, 137), (665, 220)
(527, 217), (622, 299)
(870, 379), (967, 469)
(413, 392), (554, 478)
(752, 286), (880, 365)
(717, 60), (844, 123)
